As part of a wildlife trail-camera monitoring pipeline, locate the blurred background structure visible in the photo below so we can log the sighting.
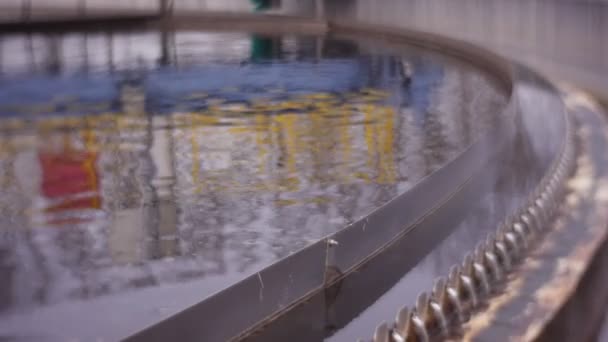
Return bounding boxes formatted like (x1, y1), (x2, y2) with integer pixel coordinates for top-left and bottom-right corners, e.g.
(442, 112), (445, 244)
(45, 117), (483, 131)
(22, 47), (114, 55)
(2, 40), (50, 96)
(1, 0), (605, 99)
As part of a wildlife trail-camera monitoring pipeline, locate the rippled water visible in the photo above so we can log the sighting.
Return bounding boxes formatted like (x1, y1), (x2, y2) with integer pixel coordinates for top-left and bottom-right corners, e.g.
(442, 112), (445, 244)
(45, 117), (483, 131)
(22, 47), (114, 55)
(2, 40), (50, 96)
(0, 30), (506, 340)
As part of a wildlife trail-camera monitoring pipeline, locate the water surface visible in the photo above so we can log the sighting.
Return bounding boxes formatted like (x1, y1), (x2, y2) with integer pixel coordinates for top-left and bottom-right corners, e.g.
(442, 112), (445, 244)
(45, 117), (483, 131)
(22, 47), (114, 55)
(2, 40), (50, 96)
(0, 30), (506, 340)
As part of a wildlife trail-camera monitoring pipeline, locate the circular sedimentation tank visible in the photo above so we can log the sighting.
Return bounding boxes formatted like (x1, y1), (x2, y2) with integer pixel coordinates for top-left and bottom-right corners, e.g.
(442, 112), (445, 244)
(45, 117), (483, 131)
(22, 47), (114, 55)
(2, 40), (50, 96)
(0, 12), (591, 342)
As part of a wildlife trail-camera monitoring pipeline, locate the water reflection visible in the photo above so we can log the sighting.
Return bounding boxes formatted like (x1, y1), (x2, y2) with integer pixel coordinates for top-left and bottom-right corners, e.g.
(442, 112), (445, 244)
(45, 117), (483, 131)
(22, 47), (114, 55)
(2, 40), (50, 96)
(0, 31), (505, 339)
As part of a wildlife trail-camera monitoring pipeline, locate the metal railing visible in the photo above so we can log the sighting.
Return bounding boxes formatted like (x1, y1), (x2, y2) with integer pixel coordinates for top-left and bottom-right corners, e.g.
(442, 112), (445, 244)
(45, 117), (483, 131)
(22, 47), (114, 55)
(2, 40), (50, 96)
(1, 0), (157, 22)
(1, 0), (328, 24)
(6, 0), (254, 21)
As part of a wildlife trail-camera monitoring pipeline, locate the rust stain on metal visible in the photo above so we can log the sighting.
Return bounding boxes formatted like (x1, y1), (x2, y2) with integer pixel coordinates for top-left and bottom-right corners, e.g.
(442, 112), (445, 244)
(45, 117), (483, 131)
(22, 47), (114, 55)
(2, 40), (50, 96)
(463, 276), (526, 340)
(463, 94), (608, 341)
(520, 116), (608, 341)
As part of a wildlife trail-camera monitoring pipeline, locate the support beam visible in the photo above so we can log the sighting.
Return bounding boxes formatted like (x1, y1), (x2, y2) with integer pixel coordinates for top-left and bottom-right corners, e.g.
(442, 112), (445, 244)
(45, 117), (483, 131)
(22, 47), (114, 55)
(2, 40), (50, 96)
(159, 0), (173, 17)
(78, 0), (87, 16)
(21, 0), (31, 22)
(315, 0), (324, 18)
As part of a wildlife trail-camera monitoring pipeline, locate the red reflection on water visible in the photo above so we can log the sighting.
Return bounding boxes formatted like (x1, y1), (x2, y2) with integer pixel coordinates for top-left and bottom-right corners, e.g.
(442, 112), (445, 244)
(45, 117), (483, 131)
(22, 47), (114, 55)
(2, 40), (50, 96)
(39, 151), (101, 225)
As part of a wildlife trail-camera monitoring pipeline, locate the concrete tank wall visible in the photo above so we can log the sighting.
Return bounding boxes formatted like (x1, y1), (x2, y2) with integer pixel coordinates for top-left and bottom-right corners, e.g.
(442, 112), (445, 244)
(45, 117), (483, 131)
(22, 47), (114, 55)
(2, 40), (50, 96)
(327, 0), (608, 99)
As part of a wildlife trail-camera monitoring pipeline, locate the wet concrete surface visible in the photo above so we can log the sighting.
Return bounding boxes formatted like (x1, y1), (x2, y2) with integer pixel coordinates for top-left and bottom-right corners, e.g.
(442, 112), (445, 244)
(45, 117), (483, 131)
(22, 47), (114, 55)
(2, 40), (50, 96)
(0, 31), (507, 340)
(461, 90), (608, 342)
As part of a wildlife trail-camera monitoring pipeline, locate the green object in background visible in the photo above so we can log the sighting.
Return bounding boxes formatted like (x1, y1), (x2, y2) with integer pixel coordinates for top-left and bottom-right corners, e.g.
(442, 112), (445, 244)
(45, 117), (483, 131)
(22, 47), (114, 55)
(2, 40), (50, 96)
(251, 35), (274, 61)
(251, 0), (272, 11)
(250, 0), (279, 61)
